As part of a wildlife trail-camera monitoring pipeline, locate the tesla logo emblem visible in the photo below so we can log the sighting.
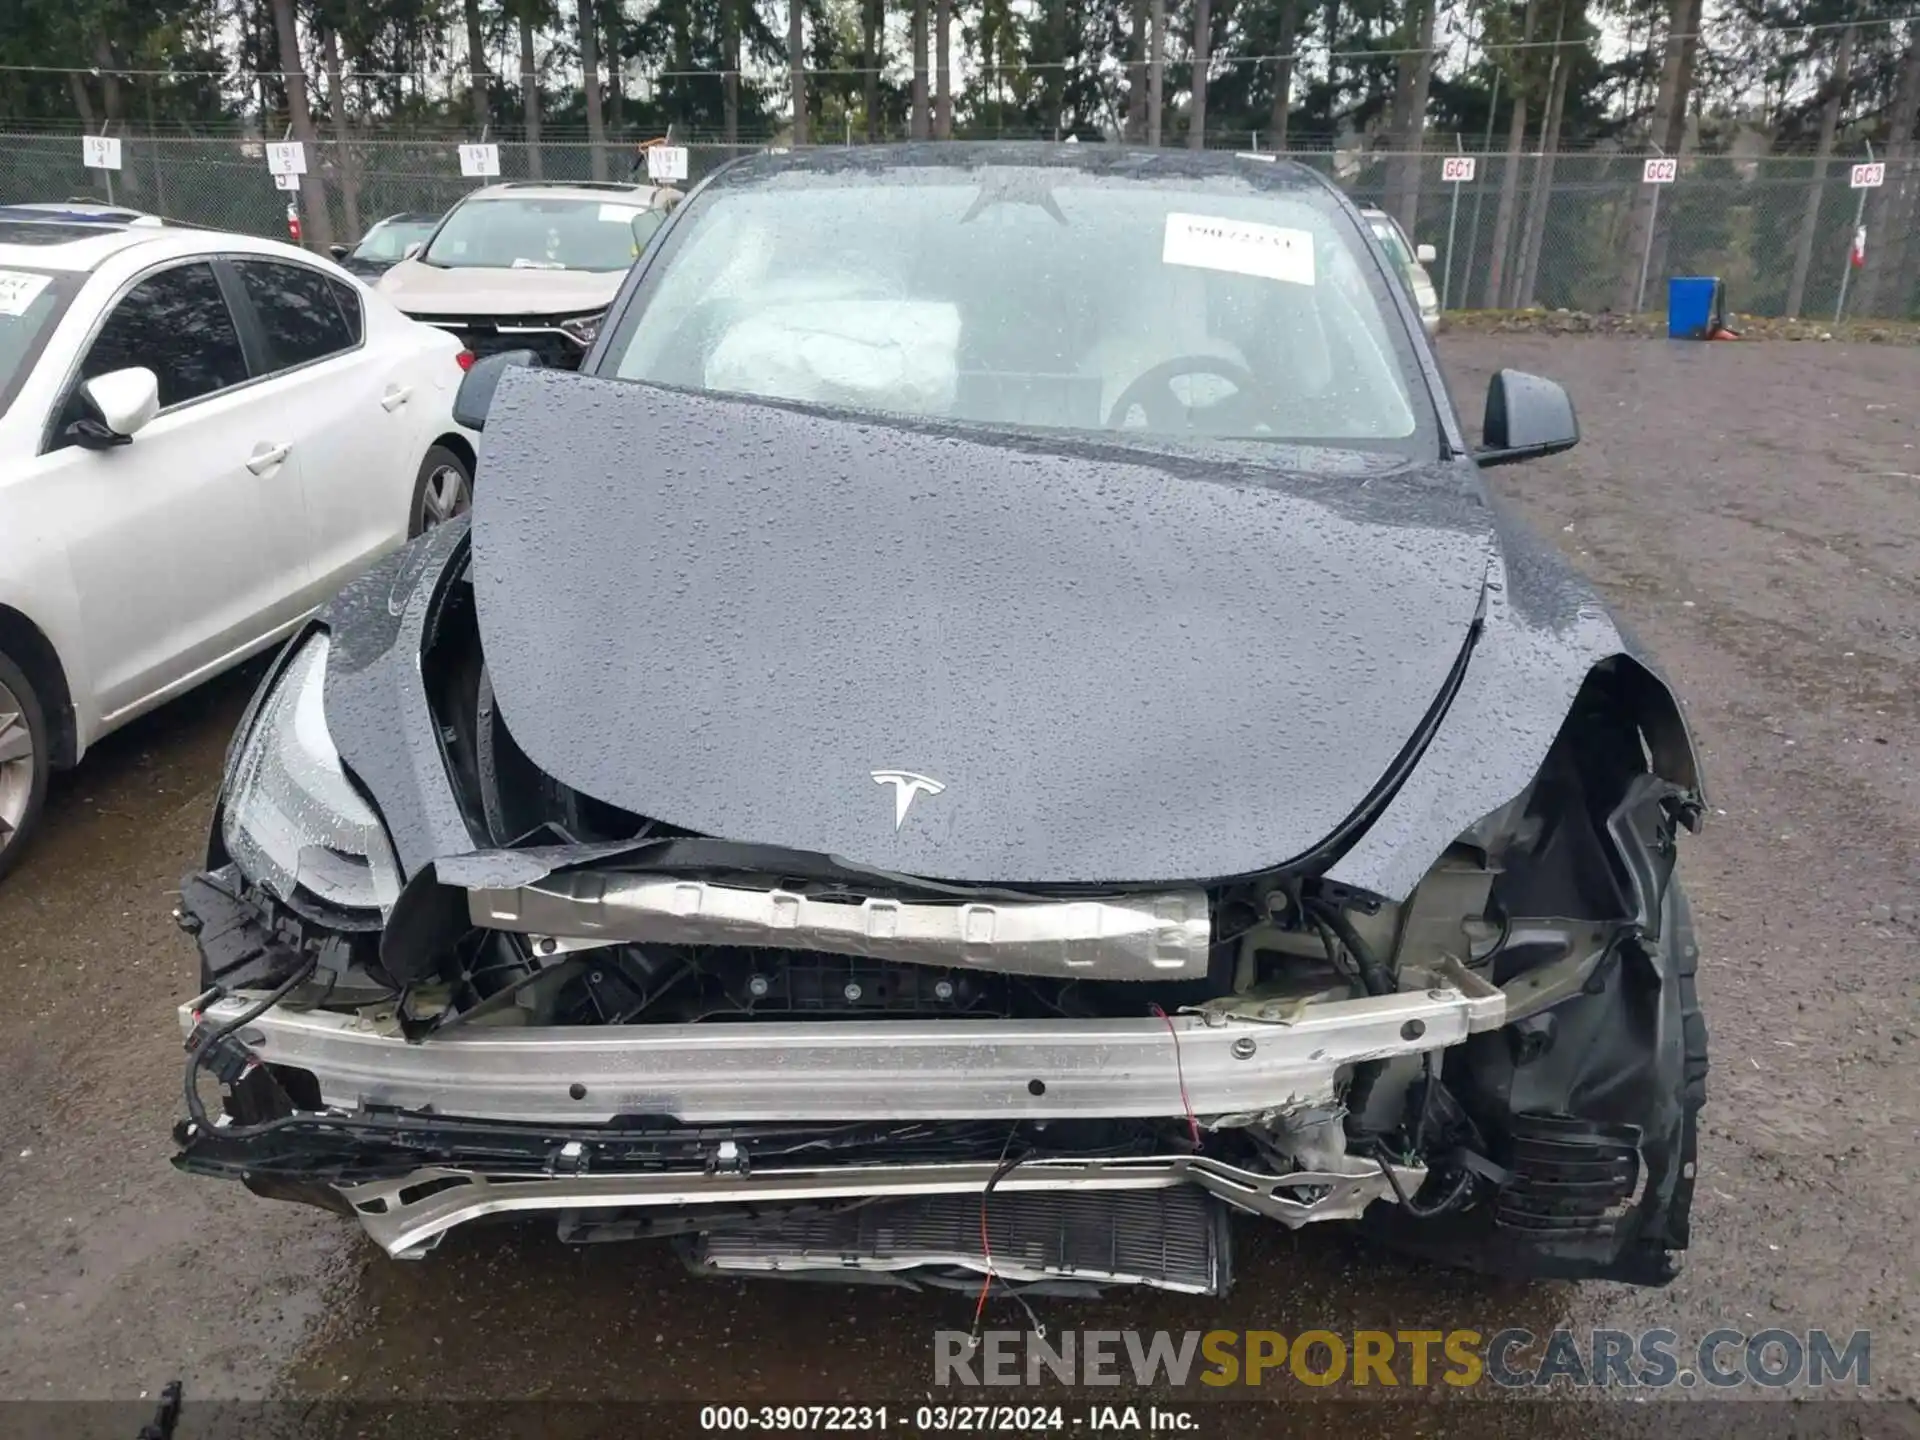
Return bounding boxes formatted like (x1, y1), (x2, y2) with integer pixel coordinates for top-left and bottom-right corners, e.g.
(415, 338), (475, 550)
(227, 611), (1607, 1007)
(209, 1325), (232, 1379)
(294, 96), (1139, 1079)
(871, 770), (945, 829)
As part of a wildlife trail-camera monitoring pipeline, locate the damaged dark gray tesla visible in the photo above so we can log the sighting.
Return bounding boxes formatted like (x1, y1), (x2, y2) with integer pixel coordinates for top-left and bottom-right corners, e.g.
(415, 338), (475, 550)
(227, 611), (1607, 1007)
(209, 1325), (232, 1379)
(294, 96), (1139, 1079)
(172, 145), (1708, 1295)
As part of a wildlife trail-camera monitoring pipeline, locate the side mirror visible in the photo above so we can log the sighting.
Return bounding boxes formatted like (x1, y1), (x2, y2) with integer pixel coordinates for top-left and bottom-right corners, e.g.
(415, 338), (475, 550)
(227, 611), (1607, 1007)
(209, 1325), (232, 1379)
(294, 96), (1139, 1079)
(402, 241), (424, 261)
(1478, 369), (1579, 468)
(328, 243), (349, 260)
(1415, 242), (1438, 265)
(66, 366), (161, 450)
(452, 349), (541, 432)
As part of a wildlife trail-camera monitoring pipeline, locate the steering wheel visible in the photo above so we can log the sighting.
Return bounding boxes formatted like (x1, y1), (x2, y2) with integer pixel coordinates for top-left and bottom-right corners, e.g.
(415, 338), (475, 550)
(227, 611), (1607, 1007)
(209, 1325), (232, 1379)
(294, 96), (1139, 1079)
(1104, 354), (1266, 432)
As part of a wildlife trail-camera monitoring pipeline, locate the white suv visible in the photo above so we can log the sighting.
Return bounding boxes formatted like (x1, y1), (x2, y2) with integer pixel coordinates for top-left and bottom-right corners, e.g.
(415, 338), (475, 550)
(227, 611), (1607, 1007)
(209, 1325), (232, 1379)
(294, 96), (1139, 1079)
(1360, 207), (1442, 335)
(376, 181), (681, 368)
(0, 213), (477, 879)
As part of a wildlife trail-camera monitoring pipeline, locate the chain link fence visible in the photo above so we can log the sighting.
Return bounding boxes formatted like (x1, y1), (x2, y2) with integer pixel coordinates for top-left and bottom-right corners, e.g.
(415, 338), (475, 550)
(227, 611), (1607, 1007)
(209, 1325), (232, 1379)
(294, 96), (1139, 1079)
(1388, 151), (1917, 324)
(1289, 148), (1918, 323)
(4, 130), (1916, 322)
(0, 131), (762, 241)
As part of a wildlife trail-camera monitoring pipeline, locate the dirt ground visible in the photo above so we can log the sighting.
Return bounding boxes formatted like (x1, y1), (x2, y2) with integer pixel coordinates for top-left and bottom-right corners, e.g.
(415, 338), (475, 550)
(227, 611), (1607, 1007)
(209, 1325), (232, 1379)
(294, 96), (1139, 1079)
(0, 336), (1916, 1437)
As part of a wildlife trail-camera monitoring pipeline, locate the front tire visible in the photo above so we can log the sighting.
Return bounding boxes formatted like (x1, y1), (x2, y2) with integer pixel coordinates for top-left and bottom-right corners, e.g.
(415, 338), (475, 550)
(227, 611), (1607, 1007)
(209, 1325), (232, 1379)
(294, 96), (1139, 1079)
(408, 444), (473, 537)
(0, 650), (50, 884)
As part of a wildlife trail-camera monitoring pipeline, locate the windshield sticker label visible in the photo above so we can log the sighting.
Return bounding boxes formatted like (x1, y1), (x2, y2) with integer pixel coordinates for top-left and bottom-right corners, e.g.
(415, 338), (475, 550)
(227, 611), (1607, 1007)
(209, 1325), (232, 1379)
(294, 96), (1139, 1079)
(598, 204), (644, 224)
(1162, 213), (1315, 287)
(0, 269), (51, 317)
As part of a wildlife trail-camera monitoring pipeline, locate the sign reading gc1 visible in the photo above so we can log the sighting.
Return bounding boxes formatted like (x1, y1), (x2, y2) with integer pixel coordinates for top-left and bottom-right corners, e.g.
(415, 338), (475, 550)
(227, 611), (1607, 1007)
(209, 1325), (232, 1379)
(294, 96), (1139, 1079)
(1436, 157), (1475, 311)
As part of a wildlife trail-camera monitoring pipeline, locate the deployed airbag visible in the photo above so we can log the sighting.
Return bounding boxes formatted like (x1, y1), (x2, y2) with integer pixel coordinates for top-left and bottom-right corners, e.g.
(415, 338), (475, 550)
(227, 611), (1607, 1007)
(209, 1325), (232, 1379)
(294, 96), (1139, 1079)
(705, 300), (960, 415)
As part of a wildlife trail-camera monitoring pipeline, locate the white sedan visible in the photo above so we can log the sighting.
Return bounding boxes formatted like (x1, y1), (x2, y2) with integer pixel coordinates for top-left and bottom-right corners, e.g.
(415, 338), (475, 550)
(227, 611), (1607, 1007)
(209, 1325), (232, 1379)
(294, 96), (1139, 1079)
(0, 214), (478, 879)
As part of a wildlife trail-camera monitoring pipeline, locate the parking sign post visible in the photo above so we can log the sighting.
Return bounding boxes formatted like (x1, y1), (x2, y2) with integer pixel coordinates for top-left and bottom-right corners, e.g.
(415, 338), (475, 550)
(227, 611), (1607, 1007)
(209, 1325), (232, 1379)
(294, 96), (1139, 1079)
(1834, 154), (1882, 325)
(82, 133), (121, 207)
(1439, 155), (1474, 312)
(646, 145), (690, 183)
(459, 143), (501, 179)
(1634, 155), (1677, 315)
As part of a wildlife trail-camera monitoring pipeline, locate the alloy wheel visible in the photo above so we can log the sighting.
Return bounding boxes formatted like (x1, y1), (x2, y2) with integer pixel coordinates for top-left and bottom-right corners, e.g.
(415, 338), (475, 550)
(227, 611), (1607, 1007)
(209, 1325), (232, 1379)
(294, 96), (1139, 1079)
(0, 678), (34, 854)
(421, 464), (472, 527)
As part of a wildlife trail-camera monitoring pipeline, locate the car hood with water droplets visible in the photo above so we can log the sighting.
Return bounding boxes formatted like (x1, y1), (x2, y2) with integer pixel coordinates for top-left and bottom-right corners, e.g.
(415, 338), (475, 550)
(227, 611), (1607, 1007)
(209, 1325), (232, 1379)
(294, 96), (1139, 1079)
(469, 368), (1497, 884)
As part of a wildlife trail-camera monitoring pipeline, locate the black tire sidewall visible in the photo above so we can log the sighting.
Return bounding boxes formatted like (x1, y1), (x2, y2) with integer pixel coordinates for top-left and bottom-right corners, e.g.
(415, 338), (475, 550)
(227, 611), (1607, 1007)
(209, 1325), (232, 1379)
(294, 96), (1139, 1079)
(408, 444), (472, 538)
(0, 649), (50, 883)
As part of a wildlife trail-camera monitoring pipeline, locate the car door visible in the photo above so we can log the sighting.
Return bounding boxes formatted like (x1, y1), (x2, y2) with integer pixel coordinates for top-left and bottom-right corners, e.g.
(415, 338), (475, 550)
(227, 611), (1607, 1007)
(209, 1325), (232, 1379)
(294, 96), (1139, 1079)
(31, 258), (311, 720)
(227, 258), (421, 604)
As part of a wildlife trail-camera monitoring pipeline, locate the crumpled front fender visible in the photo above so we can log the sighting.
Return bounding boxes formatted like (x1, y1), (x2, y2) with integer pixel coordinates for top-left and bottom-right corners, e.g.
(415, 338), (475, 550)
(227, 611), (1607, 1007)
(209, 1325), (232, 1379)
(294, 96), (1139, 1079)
(1328, 493), (1705, 901)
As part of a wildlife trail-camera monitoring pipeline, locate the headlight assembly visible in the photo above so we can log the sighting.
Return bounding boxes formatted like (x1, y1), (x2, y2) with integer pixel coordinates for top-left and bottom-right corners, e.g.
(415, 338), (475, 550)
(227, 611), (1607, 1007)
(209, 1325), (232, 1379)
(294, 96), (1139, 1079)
(222, 634), (403, 917)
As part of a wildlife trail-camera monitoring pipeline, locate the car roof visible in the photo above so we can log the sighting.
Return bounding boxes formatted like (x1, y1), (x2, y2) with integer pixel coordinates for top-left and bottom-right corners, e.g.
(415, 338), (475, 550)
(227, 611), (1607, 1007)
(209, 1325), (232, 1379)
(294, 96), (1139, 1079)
(0, 200), (156, 222)
(462, 180), (675, 205)
(0, 222), (351, 275)
(0, 221), (167, 271)
(703, 141), (1332, 194)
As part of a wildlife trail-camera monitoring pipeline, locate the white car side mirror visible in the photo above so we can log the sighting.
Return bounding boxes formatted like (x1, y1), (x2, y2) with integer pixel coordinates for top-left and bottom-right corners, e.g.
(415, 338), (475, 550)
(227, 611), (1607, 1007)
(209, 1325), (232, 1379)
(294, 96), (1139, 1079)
(402, 241), (424, 261)
(1416, 243), (1438, 265)
(79, 367), (161, 442)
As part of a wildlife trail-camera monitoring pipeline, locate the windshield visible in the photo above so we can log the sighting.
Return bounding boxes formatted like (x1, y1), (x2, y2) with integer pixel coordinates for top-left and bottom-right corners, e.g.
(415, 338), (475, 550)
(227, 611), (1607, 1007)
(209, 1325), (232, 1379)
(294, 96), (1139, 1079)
(353, 217), (439, 262)
(0, 266), (71, 419)
(422, 196), (659, 272)
(606, 169), (1424, 445)
(1367, 218), (1414, 268)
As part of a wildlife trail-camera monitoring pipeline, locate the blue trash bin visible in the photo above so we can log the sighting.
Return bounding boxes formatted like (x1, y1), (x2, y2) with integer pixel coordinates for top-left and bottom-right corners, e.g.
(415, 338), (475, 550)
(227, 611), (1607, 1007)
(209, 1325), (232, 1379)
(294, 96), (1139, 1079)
(1668, 277), (1724, 339)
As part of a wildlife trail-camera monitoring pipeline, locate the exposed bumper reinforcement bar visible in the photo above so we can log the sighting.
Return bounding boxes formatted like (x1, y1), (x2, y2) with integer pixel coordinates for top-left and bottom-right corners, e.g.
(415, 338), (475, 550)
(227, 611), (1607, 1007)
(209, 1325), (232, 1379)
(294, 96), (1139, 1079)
(467, 873), (1215, 981)
(335, 1152), (1427, 1259)
(182, 979), (1504, 1125)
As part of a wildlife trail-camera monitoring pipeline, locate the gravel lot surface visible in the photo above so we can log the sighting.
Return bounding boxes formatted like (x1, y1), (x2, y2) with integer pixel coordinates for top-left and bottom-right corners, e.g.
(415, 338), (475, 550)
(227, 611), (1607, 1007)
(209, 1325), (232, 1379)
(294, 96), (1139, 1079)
(1, 335), (1915, 1437)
